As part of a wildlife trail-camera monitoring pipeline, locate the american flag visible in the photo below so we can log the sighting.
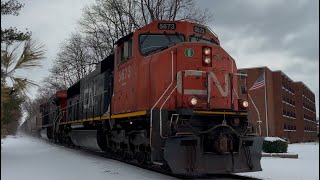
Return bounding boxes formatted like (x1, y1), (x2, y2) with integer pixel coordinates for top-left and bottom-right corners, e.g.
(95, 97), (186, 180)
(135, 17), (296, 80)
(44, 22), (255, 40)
(249, 72), (265, 90)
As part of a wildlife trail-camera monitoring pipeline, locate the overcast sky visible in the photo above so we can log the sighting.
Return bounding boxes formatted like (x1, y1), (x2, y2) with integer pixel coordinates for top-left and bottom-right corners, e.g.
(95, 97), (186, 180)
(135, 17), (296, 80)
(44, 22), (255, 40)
(2, 0), (319, 117)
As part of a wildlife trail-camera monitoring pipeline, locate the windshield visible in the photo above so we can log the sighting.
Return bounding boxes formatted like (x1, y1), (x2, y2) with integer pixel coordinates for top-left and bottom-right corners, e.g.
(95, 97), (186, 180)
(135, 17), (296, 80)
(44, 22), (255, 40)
(139, 34), (184, 55)
(190, 36), (219, 45)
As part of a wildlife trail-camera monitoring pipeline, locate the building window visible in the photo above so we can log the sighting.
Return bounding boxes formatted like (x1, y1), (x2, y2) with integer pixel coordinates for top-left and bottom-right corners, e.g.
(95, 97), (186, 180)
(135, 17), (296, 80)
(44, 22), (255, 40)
(239, 71), (246, 80)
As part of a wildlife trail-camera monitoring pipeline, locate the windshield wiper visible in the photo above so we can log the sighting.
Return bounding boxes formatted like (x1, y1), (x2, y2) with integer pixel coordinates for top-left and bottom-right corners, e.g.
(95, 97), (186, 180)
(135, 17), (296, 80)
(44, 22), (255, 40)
(140, 31), (150, 45)
(191, 33), (204, 42)
(163, 31), (175, 45)
(210, 38), (219, 45)
(145, 43), (174, 55)
(175, 32), (183, 42)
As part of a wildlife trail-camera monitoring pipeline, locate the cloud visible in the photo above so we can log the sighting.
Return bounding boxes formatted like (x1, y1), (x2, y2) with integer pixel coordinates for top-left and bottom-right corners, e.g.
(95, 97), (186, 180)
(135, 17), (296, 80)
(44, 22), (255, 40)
(1, 0), (95, 98)
(198, 0), (319, 116)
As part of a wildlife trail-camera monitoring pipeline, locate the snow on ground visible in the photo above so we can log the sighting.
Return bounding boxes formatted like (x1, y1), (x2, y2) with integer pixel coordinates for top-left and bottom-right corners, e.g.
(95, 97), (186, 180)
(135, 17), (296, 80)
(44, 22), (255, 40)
(1, 135), (177, 180)
(1, 135), (319, 180)
(238, 142), (319, 180)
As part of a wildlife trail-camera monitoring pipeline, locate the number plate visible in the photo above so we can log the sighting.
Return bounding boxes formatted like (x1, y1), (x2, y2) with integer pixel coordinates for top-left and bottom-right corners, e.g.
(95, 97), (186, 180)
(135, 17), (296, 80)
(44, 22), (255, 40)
(158, 23), (176, 30)
(194, 26), (206, 34)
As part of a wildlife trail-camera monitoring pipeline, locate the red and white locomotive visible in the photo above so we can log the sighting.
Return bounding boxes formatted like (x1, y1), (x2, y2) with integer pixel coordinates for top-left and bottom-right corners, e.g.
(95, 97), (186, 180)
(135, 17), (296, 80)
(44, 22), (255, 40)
(40, 20), (263, 176)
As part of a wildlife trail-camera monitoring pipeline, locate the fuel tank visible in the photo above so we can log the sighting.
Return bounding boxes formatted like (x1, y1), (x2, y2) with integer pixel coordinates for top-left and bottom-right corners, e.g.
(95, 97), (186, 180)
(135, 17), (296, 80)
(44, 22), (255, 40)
(40, 128), (49, 140)
(69, 130), (106, 152)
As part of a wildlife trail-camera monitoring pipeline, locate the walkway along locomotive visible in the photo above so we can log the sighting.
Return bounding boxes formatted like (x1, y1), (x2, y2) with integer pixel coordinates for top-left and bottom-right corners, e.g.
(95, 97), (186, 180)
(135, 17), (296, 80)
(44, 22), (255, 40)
(40, 20), (263, 176)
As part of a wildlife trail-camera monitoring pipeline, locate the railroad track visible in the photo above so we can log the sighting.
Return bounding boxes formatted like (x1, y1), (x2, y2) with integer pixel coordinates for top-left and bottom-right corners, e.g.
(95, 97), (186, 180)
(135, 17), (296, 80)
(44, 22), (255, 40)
(38, 137), (261, 180)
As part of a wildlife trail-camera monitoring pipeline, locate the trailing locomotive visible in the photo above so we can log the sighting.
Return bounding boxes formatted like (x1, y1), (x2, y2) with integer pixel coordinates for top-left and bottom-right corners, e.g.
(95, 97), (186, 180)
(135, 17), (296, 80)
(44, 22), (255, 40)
(40, 20), (263, 176)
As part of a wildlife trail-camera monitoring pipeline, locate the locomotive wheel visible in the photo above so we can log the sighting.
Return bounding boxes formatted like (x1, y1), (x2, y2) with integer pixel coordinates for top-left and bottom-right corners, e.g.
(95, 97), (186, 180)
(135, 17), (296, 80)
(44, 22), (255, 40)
(161, 164), (171, 172)
(136, 152), (147, 164)
(118, 150), (128, 160)
(53, 133), (59, 143)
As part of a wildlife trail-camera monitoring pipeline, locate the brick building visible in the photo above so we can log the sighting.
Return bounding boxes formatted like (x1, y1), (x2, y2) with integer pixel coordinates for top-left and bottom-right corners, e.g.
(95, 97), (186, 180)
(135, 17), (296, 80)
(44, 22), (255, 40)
(237, 66), (318, 142)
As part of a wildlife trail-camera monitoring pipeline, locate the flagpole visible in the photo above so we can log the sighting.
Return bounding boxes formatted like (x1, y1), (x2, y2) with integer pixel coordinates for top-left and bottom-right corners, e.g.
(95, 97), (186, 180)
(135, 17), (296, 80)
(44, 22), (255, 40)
(264, 69), (269, 137)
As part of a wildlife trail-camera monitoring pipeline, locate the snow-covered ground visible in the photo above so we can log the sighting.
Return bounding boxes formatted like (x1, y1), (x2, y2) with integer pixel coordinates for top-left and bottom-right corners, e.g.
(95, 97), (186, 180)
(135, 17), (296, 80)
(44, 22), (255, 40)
(238, 142), (319, 180)
(1, 135), (319, 180)
(1, 135), (176, 180)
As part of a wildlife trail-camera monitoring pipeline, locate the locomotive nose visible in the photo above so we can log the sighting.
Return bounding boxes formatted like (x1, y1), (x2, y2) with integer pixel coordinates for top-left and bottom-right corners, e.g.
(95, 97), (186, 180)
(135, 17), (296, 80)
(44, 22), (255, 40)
(176, 44), (231, 110)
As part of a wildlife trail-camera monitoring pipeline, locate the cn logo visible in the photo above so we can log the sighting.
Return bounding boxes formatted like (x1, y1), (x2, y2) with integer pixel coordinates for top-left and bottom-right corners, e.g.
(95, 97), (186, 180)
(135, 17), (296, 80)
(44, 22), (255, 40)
(177, 70), (229, 97)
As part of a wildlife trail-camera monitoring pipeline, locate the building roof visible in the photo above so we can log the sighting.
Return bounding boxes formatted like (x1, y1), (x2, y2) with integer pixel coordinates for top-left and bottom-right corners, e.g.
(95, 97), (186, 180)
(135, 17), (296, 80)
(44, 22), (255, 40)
(238, 66), (269, 71)
(295, 81), (314, 94)
(238, 66), (315, 94)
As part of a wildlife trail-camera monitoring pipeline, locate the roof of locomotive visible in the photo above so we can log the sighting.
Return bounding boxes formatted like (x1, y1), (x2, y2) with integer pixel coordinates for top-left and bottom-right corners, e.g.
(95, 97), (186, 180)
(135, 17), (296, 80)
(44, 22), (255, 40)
(115, 20), (220, 45)
(115, 32), (133, 45)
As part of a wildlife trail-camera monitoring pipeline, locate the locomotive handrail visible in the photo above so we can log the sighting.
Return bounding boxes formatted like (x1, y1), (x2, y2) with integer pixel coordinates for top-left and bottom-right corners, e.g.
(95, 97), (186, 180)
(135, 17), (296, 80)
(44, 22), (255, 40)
(160, 69), (208, 139)
(206, 26), (219, 39)
(159, 85), (177, 138)
(150, 50), (175, 165)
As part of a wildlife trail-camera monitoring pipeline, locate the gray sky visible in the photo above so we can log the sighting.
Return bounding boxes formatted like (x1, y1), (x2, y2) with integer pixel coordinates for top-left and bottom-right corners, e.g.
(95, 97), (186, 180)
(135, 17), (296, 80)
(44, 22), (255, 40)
(2, 0), (319, 117)
(198, 0), (319, 117)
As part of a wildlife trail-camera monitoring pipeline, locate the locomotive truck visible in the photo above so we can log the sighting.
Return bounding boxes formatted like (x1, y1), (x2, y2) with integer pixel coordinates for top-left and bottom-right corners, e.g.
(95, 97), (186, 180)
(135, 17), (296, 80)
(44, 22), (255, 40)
(40, 20), (263, 176)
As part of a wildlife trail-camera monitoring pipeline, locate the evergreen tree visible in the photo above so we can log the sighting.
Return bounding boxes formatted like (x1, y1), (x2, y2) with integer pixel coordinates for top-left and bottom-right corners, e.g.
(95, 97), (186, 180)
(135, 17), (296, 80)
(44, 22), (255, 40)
(1, 0), (45, 138)
(1, 0), (31, 44)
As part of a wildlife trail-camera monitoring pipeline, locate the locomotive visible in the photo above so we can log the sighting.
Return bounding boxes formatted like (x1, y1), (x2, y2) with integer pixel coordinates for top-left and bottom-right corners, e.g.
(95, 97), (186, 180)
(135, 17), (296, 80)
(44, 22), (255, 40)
(39, 20), (263, 176)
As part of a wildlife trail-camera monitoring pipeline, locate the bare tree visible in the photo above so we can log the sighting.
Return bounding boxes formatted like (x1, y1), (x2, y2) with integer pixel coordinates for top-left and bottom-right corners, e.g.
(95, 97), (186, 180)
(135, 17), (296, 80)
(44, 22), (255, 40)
(46, 32), (96, 89)
(79, 0), (213, 63)
(41, 0), (212, 98)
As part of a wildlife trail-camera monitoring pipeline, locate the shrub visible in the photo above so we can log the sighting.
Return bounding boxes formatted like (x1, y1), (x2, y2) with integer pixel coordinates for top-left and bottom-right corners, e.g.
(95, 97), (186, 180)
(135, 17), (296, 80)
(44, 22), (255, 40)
(262, 137), (288, 153)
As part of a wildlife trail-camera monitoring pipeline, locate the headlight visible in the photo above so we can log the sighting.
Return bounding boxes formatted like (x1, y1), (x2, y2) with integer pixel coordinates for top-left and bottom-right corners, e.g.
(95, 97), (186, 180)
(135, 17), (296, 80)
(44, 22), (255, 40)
(190, 97), (198, 106)
(242, 100), (249, 108)
(203, 57), (211, 64)
(203, 47), (211, 55)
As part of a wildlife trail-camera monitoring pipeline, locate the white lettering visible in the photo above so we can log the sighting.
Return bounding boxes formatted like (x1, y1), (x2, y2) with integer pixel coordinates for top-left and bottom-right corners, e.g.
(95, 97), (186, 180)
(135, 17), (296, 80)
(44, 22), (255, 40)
(118, 65), (132, 83)
(177, 70), (229, 97)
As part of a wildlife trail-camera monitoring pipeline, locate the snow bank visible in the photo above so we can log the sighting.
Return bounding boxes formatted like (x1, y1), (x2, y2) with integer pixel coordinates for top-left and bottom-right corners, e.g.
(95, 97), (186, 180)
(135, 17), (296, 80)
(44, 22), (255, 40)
(264, 136), (286, 142)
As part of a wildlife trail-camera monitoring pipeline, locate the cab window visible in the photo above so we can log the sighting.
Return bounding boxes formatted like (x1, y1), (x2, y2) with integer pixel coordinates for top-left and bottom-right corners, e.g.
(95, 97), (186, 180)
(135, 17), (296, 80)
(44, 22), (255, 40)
(190, 35), (218, 45)
(139, 33), (184, 55)
(117, 38), (133, 65)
